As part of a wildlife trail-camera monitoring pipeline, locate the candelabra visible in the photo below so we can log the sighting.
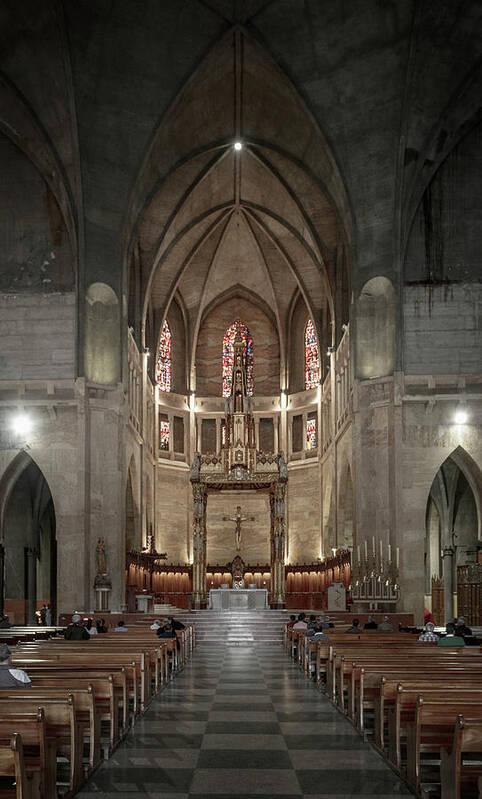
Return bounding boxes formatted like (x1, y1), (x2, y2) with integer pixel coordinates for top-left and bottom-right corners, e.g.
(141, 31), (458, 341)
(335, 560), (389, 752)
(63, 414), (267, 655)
(350, 538), (400, 604)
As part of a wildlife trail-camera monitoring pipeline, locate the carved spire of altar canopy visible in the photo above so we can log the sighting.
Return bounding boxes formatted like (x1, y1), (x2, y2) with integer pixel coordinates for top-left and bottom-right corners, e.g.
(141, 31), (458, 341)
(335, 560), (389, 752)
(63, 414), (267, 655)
(223, 324), (255, 479)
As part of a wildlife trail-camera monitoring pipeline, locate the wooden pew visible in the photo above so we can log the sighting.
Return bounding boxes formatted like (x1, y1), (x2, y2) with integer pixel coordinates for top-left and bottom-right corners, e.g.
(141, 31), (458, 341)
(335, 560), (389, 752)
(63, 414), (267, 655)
(0, 686), (100, 774)
(406, 698), (482, 795)
(0, 696), (81, 797)
(0, 712), (52, 799)
(0, 733), (40, 799)
(440, 715), (482, 799)
(375, 676), (482, 753)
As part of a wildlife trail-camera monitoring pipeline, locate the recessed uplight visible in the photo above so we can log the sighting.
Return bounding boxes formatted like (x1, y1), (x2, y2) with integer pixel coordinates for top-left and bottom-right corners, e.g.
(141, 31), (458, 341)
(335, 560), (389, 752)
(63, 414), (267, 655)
(454, 409), (468, 425)
(234, 141), (242, 151)
(11, 414), (33, 437)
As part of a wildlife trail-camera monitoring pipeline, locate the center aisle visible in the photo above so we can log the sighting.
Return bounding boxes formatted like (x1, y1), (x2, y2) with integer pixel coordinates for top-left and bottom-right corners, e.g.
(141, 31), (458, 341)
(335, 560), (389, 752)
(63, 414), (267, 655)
(77, 644), (411, 798)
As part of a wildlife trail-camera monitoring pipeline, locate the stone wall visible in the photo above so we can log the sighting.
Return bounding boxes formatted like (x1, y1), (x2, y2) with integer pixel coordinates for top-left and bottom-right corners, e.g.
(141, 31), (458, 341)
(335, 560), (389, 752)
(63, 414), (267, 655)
(156, 462), (191, 563)
(287, 462), (322, 563)
(206, 491), (270, 566)
(403, 283), (482, 374)
(0, 293), (76, 379)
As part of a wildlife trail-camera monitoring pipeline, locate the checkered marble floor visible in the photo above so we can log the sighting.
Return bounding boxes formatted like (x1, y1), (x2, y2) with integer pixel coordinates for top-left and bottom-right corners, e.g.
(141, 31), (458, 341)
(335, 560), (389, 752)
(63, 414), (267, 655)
(77, 644), (412, 798)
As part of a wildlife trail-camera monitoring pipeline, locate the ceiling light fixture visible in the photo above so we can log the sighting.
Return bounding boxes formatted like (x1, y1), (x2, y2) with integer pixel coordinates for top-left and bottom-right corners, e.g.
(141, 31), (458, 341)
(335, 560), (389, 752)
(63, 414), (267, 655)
(234, 141), (242, 151)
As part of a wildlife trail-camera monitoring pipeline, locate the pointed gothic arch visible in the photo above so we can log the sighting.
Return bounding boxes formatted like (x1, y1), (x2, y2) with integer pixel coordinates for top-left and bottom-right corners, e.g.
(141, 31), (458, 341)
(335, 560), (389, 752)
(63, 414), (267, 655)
(0, 452), (56, 623)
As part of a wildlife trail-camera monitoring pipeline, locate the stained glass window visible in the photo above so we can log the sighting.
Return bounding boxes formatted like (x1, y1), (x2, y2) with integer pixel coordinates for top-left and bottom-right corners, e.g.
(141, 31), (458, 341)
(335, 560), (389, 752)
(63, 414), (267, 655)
(156, 320), (172, 392)
(222, 321), (254, 397)
(160, 420), (170, 451)
(306, 417), (317, 450)
(304, 318), (320, 389)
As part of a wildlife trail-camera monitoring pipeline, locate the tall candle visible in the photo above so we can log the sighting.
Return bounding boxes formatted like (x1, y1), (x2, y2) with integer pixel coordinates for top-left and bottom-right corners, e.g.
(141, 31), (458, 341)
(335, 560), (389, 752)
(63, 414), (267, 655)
(379, 540), (383, 559)
(388, 544), (392, 562)
(357, 545), (361, 563)
(372, 536), (376, 555)
(364, 540), (368, 558)
(396, 547), (400, 568)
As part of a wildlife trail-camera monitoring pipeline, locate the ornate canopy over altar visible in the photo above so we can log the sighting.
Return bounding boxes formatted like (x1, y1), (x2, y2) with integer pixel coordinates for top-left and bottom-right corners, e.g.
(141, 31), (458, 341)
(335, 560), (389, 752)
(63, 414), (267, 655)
(190, 326), (287, 608)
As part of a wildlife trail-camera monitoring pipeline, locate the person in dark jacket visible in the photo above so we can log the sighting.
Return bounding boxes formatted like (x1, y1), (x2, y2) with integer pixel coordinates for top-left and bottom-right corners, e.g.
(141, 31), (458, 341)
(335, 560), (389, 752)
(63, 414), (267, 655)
(0, 614), (11, 629)
(64, 613), (90, 641)
(0, 644), (31, 687)
(96, 619), (108, 633)
(168, 616), (185, 631)
(364, 615), (378, 630)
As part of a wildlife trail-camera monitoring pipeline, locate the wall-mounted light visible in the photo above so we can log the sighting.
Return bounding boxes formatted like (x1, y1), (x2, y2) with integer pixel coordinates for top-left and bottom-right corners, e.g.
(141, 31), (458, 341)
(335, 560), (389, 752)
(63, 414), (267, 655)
(454, 405), (468, 425)
(234, 141), (242, 151)
(342, 323), (348, 332)
(331, 547), (337, 557)
(11, 413), (33, 437)
(189, 393), (196, 411)
(280, 391), (287, 410)
(143, 347), (151, 356)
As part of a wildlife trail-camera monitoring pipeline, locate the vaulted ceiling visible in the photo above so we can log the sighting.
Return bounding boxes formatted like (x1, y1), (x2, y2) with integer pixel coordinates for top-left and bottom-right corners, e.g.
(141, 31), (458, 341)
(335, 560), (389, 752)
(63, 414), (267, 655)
(132, 31), (350, 370)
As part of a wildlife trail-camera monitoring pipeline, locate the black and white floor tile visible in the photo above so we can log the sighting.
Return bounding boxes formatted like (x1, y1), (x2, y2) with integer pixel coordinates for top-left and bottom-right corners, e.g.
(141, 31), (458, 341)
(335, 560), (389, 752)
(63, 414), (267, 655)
(76, 645), (411, 798)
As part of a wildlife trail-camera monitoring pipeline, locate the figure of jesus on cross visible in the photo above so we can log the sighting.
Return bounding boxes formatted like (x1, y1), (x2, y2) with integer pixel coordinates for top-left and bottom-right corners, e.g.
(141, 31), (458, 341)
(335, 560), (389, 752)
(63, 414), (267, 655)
(223, 505), (255, 552)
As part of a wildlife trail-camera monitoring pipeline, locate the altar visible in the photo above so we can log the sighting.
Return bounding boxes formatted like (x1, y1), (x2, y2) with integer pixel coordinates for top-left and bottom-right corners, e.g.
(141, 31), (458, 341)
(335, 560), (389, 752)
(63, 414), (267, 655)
(209, 588), (268, 610)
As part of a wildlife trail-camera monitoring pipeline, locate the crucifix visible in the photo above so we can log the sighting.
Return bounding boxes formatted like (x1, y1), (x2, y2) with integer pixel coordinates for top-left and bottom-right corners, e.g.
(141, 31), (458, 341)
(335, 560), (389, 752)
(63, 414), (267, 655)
(223, 505), (255, 552)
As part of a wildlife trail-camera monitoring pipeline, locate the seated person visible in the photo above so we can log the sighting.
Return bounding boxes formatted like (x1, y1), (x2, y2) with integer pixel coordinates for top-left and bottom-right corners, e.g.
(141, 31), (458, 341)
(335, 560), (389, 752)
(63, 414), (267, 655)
(64, 613), (90, 640)
(418, 621), (439, 642)
(0, 644), (31, 688)
(286, 614), (296, 628)
(150, 619), (162, 630)
(307, 614), (317, 631)
(346, 618), (362, 633)
(306, 623), (331, 675)
(424, 607), (435, 625)
(378, 615), (393, 631)
(96, 618), (108, 633)
(156, 620), (176, 638)
(437, 621), (465, 647)
(364, 615), (378, 630)
(0, 613), (11, 629)
(293, 612), (307, 630)
(168, 615), (185, 631)
(114, 620), (128, 632)
(86, 618), (98, 635)
(455, 616), (472, 637)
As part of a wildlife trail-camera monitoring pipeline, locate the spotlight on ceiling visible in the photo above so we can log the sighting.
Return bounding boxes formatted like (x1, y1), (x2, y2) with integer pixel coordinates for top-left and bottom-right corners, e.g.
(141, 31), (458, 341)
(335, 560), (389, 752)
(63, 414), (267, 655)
(11, 414), (33, 437)
(454, 408), (468, 425)
(234, 141), (242, 151)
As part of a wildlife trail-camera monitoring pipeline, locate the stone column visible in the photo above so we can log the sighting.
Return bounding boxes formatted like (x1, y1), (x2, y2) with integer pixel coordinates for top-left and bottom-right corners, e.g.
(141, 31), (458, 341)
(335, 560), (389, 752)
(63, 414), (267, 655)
(442, 545), (455, 623)
(270, 481), (287, 608)
(191, 482), (207, 608)
(26, 547), (37, 624)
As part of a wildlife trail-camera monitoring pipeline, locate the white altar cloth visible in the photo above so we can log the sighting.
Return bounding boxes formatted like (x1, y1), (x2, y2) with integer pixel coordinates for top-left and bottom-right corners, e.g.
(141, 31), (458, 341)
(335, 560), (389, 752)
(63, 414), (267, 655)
(209, 588), (268, 610)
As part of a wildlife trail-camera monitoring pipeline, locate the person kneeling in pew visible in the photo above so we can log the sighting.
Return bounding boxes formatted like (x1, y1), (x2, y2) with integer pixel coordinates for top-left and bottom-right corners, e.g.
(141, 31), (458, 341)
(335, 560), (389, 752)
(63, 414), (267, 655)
(0, 644), (31, 688)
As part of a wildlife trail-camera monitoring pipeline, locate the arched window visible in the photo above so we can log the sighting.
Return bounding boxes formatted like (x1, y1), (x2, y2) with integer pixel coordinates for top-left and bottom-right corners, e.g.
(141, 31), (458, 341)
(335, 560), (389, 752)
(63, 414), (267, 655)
(222, 320), (254, 397)
(156, 320), (172, 392)
(304, 318), (320, 389)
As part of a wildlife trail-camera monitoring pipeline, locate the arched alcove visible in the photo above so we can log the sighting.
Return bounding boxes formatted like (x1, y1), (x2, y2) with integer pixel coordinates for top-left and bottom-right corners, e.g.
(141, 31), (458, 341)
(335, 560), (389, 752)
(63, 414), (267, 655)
(356, 276), (396, 379)
(425, 448), (481, 622)
(0, 453), (56, 624)
(85, 282), (120, 384)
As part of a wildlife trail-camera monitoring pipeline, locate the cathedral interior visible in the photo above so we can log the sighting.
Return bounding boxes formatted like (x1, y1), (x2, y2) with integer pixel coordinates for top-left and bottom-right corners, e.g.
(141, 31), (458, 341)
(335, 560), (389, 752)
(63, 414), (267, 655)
(0, 0), (481, 627)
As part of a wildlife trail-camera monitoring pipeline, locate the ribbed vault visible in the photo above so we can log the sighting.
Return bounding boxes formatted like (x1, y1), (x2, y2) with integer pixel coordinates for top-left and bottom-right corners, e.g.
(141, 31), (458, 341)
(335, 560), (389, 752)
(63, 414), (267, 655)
(129, 29), (352, 390)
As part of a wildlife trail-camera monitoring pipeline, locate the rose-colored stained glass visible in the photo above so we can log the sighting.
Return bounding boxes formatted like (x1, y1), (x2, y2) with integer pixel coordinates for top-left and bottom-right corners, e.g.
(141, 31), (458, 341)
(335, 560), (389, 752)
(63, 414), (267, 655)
(304, 318), (320, 389)
(160, 420), (170, 451)
(222, 321), (253, 397)
(306, 417), (317, 450)
(156, 320), (171, 392)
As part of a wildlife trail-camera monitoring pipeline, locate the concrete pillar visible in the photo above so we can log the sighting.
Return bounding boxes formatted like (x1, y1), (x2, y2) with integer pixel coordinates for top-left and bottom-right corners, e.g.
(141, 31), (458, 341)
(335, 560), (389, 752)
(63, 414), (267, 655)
(442, 546), (455, 623)
(26, 547), (37, 625)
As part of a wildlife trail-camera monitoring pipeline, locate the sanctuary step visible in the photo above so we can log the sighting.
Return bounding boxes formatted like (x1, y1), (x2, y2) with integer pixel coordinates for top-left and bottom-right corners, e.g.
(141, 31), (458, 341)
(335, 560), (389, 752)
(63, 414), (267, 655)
(135, 609), (290, 645)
